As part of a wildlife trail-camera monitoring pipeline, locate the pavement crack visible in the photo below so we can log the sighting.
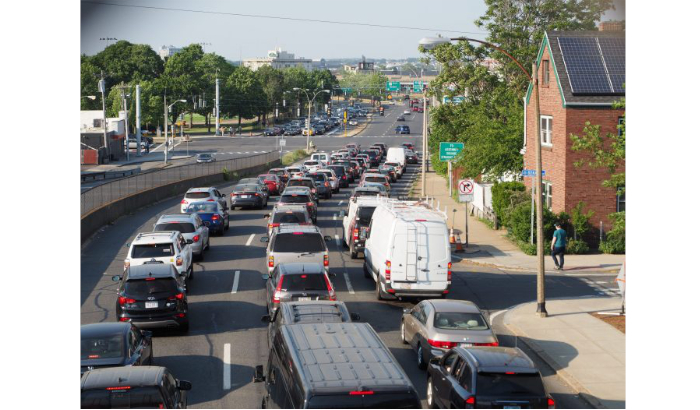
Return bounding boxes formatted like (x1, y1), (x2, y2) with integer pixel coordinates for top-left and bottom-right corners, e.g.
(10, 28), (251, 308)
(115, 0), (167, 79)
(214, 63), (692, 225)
(93, 292), (110, 323)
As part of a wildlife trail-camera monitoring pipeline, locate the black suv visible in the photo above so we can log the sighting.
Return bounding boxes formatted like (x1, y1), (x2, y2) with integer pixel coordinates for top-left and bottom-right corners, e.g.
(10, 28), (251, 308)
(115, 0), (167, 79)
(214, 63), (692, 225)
(328, 165), (350, 188)
(426, 346), (554, 409)
(359, 150), (380, 167)
(112, 263), (189, 332)
(81, 366), (191, 408)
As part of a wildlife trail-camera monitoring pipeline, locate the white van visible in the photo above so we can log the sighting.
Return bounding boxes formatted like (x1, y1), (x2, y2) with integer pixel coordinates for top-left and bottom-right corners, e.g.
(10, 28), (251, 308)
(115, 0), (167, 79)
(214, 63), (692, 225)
(386, 147), (407, 172)
(310, 153), (329, 167)
(363, 199), (451, 300)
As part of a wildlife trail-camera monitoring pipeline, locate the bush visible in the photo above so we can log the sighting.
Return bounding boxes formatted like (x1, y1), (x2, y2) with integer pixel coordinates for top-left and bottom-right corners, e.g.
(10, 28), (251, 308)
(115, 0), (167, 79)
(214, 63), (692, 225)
(491, 181), (526, 224)
(566, 239), (590, 254)
(222, 167), (237, 181)
(570, 201), (594, 241)
(599, 211), (625, 254)
(281, 149), (308, 166)
(505, 201), (558, 243)
(513, 238), (537, 255)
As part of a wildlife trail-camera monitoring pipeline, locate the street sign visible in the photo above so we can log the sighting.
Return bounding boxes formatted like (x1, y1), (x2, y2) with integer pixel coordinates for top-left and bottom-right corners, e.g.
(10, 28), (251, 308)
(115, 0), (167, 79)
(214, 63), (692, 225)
(521, 169), (546, 177)
(458, 179), (474, 195)
(413, 80), (423, 93)
(459, 194), (474, 203)
(386, 81), (401, 92)
(340, 87), (352, 93)
(439, 142), (464, 161)
(279, 139), (286, 147)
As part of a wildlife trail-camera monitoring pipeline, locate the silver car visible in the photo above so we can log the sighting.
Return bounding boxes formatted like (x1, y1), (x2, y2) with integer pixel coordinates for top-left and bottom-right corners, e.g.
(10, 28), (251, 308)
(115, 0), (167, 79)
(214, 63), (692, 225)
(265, 204), (312, 236)
(260, 224), (332, 274)
(401, 299), (499, 369)
(153, 214), (210, 260)
(196, 153), (216, 163)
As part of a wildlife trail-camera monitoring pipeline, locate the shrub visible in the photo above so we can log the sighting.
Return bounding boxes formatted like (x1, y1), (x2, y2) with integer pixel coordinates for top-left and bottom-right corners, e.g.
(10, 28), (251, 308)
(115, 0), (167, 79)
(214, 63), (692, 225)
(513, 238), (537, 255)
(491, 181), (526, 224)
(281, 149), (308, 166)
(566, 239), (590, 254)
(599, 211), (625, 254)
(505, 201), (558, 243)
(570, 201), (594, 241)
(222, 167), (232, 181)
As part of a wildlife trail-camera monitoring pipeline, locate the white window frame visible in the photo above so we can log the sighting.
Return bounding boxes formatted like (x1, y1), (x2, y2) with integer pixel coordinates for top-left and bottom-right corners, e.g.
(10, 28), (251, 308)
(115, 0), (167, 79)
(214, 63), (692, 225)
(540, 115), (553, 147)
(542, 181), (553, 211)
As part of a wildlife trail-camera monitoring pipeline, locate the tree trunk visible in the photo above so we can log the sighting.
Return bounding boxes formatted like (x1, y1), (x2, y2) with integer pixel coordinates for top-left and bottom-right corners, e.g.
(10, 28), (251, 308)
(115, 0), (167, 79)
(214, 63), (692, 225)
(206, 113), (211, 133)
(189, 111), (193, 129)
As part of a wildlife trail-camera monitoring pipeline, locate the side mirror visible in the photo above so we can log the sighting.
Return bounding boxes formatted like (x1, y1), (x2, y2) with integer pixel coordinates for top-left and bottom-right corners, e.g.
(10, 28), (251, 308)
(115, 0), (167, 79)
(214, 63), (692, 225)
(261, 273), (270, 280)
(323, 235), (332, 241)
(186, 239), (193, 244)
(177, 380), (192, 391)
(260, 236), (269, 243)
(403, 308), (410, 314)
(111, 275), (122, 282)
(253, 365), (265, 383)
(429, 356), (441, 365)
(261, 315), (271, 323)
(350, 313), (361, 321)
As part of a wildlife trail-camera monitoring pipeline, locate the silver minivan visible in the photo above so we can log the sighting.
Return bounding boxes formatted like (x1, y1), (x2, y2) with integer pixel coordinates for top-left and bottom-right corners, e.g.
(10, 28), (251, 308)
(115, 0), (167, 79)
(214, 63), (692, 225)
(260, 224), (332, 274)
(153, 214), (209, 260)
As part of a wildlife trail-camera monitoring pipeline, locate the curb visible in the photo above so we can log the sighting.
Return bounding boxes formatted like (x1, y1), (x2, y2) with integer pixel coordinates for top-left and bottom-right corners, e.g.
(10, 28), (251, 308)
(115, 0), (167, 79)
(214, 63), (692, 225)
(456, 256), (621, 274)
(503, 309), (607, 409)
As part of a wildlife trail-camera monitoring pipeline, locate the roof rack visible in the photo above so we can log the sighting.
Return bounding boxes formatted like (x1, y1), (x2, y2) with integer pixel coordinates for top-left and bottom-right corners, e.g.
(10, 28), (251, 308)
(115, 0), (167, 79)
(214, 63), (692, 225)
(375, 196), (448, 220)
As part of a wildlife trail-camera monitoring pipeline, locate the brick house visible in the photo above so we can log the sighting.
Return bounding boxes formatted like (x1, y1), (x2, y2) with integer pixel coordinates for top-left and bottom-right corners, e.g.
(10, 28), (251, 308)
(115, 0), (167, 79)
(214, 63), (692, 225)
(522, 29), (625, 231)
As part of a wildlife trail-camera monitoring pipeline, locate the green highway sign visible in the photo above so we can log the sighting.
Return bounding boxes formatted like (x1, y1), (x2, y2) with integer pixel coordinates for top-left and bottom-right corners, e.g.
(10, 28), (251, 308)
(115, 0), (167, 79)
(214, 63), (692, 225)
(386, 81), (401, 91)
(439, 142), (464, 161)
(413, 81), (423, 92)
(442, 96), (466, 104)
(340, 87), (352, 93)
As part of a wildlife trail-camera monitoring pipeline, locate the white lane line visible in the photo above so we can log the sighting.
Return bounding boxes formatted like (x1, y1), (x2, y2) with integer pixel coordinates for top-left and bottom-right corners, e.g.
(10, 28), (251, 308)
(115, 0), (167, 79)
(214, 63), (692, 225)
(334, 234), (341, 247)
(343, 272), (355, 294)
(245, 234), (255, 246)
(338, 200), (344, 206)
(231, 270), (240, 294)
(489, 310), (507, 326)
(333, 214), (337, 221)
(223, 343), (231, 389)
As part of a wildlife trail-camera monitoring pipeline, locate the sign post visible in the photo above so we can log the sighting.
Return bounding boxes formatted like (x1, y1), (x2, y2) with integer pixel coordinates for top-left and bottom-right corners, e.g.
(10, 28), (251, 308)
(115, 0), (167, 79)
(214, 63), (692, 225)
(458, 179), (475, 247)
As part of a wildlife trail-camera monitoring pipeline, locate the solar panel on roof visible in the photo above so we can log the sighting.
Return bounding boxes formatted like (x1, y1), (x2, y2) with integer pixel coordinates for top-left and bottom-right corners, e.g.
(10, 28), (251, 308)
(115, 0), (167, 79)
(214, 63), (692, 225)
(558, 37), (614, 94)
(598, 37), (626, 93)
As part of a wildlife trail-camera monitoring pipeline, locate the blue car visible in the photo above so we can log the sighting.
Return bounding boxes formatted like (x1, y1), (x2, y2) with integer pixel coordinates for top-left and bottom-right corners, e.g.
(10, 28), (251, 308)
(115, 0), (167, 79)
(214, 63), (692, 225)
(185, 202), (229, 235)
(395, 125), (410, 135)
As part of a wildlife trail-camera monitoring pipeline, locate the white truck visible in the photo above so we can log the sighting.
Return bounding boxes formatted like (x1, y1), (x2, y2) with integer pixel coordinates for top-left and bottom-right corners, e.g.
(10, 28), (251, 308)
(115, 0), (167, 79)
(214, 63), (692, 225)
(386, 147), (407, 173)
(363, 199), (451, 300)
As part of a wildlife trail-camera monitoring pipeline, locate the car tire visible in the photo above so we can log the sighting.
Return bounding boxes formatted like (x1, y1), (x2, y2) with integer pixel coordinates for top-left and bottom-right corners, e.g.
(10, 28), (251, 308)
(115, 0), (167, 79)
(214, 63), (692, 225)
(427, 377), (436, 408)
(187, 264), (194, 280)
(400, 320), (408, 344)
(180, 320), (190, 334)
(363, 262), (371, 279)
(351, 249), (358, 259)
(417, 344), (427, 370)
(376, 280), (385, 301)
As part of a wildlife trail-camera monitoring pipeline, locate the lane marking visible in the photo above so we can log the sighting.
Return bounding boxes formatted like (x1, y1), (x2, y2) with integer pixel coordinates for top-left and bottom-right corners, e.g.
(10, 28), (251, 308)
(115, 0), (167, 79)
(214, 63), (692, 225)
(333, 214), (337, 221)
(245, 234), (255, 246)
(231, 270), (240, 294)
(334, 234), (341, 247)
(337, 200), (344, 206)
(343, 272), (355, 294)
(490, 309), (507, 326)
(223, 343), (231, 389)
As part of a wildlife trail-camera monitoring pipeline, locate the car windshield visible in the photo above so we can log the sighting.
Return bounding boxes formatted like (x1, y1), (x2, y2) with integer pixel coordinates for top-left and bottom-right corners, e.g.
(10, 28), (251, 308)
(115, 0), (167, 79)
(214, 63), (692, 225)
(198, 154), (211, 159)
(433, 312), (489, 330)
(124, 278), (178, 300)
(185, 191), (210, 199)
(365, 184), (387, 193)
(81, 334), (124, 360)
(476, 372), (545, 397)
(273, 232), (325, 252)
(186, 202), (218, 213)
(329, 167), (345, 175)
(288, 180), (313, 188)
(81, 386), (165, 409)
(154, 222), (195, 233)
(131, 243), (174, 258)
(357, 206), (377, 225)
(272, 212), (306, 224)
(281, 273), (327, 291)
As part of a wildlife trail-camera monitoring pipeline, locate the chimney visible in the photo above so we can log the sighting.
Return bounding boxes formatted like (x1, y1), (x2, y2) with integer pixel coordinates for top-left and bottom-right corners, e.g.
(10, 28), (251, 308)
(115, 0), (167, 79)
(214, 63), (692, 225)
(599, 21), (625, 32)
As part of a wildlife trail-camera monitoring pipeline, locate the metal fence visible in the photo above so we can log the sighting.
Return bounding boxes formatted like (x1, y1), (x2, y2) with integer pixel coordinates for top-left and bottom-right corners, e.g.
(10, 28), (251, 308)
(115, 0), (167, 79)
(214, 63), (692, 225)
(81, 151), (280, 216)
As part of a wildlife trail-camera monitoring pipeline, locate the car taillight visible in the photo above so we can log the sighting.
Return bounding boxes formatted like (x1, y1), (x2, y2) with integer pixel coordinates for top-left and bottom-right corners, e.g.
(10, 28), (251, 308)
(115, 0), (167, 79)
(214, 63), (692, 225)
(547, 397), (555, 409)
(342, 175), (346, 179)
(181, 200), (187, 204)
(312, 188), (316, 193)
(207, 199), (215, 201)
(119, 317), (130, 322)
(212, 214), (220, 221)
(324, 253), (329, 267)
(385, 260), (391, 280)
(324, 182), (329, 187)
(428, 339), (458, 349)
(176, 257), (183, 266)
(254, 193), (260, 196)
(268, 255), (274, 268)
(269, 223), (280, 229)
(193, 235), (200, 243)
(447, 262), (452, 283)
(324, 273), (336, 301)
(465, 396), (475, 406)
(273, 275), (283, 302)
(349, 391), (374, 395)
(353, 228), (359, 240)
(118, 296), (136, 305)
(168, 293), (185, 301)
(473, 342), (499, 347)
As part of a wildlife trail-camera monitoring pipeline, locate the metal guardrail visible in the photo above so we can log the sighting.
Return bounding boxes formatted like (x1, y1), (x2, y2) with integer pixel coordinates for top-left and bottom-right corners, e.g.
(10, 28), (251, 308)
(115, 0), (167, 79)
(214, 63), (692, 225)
(81, 151), (280, 216)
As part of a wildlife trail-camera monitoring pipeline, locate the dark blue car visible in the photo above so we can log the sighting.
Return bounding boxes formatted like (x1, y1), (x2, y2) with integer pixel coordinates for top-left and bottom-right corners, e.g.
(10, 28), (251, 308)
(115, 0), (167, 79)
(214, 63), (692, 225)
(185, 202), (229, 235)
(395, 125), (411, 134)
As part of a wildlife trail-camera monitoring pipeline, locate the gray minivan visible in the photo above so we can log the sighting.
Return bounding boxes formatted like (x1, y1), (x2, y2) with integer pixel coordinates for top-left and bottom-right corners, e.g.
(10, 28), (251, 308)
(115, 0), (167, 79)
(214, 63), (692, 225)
(261, 224), (332, 274)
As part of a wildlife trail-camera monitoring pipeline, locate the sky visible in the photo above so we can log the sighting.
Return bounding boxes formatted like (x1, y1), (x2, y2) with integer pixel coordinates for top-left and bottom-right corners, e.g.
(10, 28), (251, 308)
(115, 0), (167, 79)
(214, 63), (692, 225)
(81, 0), (490, 61)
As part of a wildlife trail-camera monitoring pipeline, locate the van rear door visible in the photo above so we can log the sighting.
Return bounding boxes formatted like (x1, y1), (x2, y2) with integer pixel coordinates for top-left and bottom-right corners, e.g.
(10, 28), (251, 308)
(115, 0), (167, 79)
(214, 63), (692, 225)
(418, 223), (450, 283)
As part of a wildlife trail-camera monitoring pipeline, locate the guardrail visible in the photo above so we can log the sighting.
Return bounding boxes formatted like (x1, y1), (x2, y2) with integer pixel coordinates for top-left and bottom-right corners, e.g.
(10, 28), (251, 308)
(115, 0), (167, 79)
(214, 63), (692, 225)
(81, 151), (279, 216)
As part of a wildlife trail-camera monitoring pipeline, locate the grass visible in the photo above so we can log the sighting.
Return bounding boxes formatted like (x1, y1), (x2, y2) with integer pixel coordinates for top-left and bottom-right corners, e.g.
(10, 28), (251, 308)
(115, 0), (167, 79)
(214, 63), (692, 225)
(281, 149), (308, 166)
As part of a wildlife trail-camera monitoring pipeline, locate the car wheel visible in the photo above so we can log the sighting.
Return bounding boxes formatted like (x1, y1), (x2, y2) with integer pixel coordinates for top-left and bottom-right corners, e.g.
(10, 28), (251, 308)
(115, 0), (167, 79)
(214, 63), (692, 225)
(417, 344), (427, 370)
(351, 249), (358, 259)
(400, 320), (408, 344)
(376, 280), (384, 301)
(180, 320), (190, 334)
(427, 377), (436, 408)
(187, 264), (194, 280)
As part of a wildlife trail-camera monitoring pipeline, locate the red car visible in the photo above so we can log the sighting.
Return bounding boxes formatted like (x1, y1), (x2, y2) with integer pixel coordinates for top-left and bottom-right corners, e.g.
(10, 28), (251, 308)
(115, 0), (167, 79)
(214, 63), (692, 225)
(258, 174), (284, 195)
(268, 168), (290, 184)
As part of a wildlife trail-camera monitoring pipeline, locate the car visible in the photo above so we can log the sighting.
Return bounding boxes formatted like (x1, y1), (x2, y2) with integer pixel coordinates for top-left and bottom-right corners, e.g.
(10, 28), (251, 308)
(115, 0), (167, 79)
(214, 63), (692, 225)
(184, 201), (229, 236)
(385, 161), (404, 178)
(262, 262), (337, 315)
(180, 187), (228, 213)
(81, 322), (153, 376)
(230, 183), (267, 210)
(359, 149), (380, 167)
(378, 163), (398, 182)
(362, 182), (389, 196)
(348, 119), (358, 126)
(277, 188), (317, 223)
(154, 213), (210, 260)
(350, 186), (382, 200)
(302, 160), (321, 173)
(327, 165), (350, 188)
(239, 177), (270, 201)
(360, 173), (391, 191)
(307, 172), (332, 199)
(341, 196), (380, 259)
(260, 224), (332, 274)
(316, 168), (340, 193)
(310, 153), (330, 166)
(260, 301), (360, 347)
(395, 125), (411, 134)
(401, 299), (499, 369)
(415, 107), (424, 113)
(81, 366), (191, 409)
(284, 126), (301, 136)
(405, 149), (419, 164)
(331, 160), (357, 182)
(284, 166), (306, 179)
(112, 263), (190, 331)
(195, 153), (215, 163)
(387, 147), (407, 172)
(301, 127), (314, 136)
(127, 138), (148, 151)
(426, 346), (555, 409)
(403, 109), (411, 115)
(263, 127), (283, 136)
(397, 115), (406, 121)
(401, 142), (415, 151)
(124, 231), (194, 279)
(268, 167), (290, 184)
(286, 177), (319, 202)
(258, 173), (284, 195)
(265, 204), (312, 236)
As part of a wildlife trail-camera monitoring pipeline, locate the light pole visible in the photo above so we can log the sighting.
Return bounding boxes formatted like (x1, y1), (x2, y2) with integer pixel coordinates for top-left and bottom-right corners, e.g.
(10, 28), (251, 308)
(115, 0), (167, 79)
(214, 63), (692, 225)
(419, 36), (548, 317)
(292, 88), (330, 151)
(98, 73), (109, 161)
(163, 99), (187, 165)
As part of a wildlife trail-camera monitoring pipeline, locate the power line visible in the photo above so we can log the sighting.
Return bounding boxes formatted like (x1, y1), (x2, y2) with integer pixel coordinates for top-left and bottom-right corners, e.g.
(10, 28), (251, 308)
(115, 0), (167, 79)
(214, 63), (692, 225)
(81, 1), (487, 35)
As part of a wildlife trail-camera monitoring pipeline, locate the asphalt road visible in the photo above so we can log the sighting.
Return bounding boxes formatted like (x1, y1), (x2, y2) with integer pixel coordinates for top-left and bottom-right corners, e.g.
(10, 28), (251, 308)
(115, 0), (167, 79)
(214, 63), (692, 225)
(80, 101), (616, 408)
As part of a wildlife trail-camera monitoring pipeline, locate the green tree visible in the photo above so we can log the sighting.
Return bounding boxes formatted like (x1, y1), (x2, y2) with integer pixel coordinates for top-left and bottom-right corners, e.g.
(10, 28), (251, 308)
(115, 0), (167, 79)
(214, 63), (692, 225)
(224, 66), (264, 128)
(92, 41), (164, 89)
(255, 65), (285, 124)
(80, 55), (102, 110)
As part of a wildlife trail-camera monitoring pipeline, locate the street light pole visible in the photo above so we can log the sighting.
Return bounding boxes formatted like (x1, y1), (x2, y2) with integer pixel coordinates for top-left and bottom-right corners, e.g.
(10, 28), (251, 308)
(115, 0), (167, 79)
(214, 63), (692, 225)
(421, 96), (428, 196)
(98, 73), (109, 161)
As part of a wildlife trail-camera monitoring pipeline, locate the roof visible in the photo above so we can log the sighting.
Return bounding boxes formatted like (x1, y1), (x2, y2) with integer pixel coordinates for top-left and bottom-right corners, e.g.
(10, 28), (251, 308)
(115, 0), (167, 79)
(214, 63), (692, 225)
(279, 262), (326, 275)
(127, 263), (176, 280)
(281, 301), (350, 324)
(81, 366), (166, 390)
(81, 322), (131, 339)
(186, 187), (213, 192)
(376, 200), (447, 223)
(157, 214), (196, 222)
(527, 30), (625, 107)
(282, 323), (414, 392)
(274, 204), (309, 212)
(133, 231), (178, 243)
(459, 346), (537, 373)
(277, 224), (321, 234)
(427, 299), (480, 313)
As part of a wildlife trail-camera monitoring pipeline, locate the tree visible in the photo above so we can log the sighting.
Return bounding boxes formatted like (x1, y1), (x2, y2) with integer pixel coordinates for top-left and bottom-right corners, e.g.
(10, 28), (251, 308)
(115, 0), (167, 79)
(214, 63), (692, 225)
(80, 55), (102, 110)
(92, 41), (163, 89)
(223, 66), (264, 129)
(255, 65), (285, 124)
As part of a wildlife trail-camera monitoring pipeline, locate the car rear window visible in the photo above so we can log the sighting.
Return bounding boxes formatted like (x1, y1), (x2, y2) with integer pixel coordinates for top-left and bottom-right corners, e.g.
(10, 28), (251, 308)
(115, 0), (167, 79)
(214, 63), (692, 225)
(185, 192), (210, 199)
(357, 206), (376, 225)
(434, 312), (489, 330)
(288, 180), (314, 188)
(282, 273), (326, 291)
(187, 203), (218, 213)
(234, 185), (257, 193)
(154, 223), (195, 233)
(273, 232), (325, 252)
(309, 174), (326, 182)
(308, 392), (420, 409)
(124, 278), (178, 300)
(329, 166), (345, 175)
(281, 194), (311, 204)
(81, 386), (164, 409)
(365, 177), (386, 184)
(81, 334), (123, 360)
(476, 372), (545, 397)
(131, 243), (174, 258)
(272, 212), (307, 224)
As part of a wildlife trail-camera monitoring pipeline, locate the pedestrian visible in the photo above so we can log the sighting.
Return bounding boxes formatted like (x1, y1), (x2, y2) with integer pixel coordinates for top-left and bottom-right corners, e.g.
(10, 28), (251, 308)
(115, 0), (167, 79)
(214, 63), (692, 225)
(551, 222), (567, 270)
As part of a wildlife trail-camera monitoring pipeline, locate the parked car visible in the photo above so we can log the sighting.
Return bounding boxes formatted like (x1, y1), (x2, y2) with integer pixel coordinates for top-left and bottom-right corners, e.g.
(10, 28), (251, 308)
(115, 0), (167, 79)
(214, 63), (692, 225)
(195, 153), (215, 163)
(277, 189), (317, 222)
(260, 224), (332, 274)
(426, 346), (554, 409)
(112, 263), (190, 331)
(262, 262), (337, 315)
(263, 127), (284, 136)
(124, 231), (193, 279)
(395, 125), (411, 134)
(401, 299), (498, 369)
(184, 201), (229, 236)
(265, 204), (312, 236)
(81, 322), (153, 376)
(230, 184), (268, 210)
(153, 213), (210, 260)
(341, 196), (380, 259)
(81, 366), (191, 409)
(180, 187), (227, 213)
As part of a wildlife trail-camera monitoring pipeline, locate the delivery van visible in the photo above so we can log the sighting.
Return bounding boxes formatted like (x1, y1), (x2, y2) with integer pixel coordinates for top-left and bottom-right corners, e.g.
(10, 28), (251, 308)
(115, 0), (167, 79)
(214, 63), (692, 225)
(386, 147), (407, 172)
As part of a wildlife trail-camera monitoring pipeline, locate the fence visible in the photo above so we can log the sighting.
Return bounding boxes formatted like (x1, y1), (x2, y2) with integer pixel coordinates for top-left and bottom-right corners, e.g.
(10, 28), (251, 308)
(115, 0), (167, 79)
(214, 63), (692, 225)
(81, 151), (280, 216)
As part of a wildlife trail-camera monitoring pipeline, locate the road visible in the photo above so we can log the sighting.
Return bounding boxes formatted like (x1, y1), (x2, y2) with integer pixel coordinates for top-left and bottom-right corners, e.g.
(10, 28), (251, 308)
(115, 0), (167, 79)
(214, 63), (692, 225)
(80, 101), (615, 408)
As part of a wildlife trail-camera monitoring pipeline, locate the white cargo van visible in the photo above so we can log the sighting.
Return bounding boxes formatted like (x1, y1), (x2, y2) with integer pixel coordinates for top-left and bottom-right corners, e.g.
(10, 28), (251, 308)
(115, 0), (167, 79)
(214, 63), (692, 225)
(386, 147), (407, 172)
(310, 153), (329, 166)
(363, 199), (451, 300)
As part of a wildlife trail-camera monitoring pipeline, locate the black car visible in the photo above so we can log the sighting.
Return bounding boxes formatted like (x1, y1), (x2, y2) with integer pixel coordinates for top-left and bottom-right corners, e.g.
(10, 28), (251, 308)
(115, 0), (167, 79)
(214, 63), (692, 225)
(286, 177), (319, 202)
(81, 322), (153, 376)
(359, 150), (380, 167)
(328, 165), (350, 188)
(395, 125), (411, 135)
(112, 263), (189, 332)
(230, 183), (268, 210)
(405, 150), (419, 164)
(81, 366), (191, 409)
(426, 346), (554, 409)
(262, 263), (336, 316)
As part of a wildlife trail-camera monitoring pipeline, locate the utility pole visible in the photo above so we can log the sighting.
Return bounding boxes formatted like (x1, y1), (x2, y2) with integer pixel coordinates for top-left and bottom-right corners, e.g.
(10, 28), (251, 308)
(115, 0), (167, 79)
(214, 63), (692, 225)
(117, 83), (130, 161)
(215, 76), (220, 135)
(164, 92), (168, 165)
(421, 96), (428, 196)
(135, 84), (142, 156)
(533, 62), (547, 318)
(98, 72), (109, 161)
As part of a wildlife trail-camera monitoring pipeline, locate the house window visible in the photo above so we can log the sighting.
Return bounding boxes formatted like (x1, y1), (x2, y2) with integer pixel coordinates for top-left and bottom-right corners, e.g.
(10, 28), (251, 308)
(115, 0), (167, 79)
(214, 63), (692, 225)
(542, 181), (553, 210)
(616, 187), (625, 212)
(540, 116), (552, 146)
(618, 117), (624, 137)
(542, 60), (550, 85)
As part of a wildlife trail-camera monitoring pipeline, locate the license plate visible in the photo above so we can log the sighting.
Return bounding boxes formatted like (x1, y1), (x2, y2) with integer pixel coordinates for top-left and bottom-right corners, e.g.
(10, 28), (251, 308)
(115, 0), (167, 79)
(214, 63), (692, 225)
(145, 301), (158, 309)
(297, 297), (311, 301)
(460, 343), (473, 347)
(397, 283), (412, 289)
(503, 407), (521, 409)
(241, 195), (250, 198)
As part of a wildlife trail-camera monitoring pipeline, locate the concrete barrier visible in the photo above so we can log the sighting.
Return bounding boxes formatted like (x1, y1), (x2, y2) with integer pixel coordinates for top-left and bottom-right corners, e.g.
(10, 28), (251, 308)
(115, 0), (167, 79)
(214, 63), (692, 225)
(81, 160), (280, 243)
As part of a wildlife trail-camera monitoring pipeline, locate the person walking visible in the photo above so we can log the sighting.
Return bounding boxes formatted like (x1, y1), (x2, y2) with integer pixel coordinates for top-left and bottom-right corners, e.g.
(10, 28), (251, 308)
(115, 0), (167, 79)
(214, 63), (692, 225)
(551, 222), (567, 270)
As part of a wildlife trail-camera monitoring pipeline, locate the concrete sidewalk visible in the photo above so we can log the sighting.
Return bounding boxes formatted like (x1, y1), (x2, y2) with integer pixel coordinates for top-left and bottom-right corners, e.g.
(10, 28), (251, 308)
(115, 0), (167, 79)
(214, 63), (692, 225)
(504, 297), (626, 408)
(418, 169), (625, 274)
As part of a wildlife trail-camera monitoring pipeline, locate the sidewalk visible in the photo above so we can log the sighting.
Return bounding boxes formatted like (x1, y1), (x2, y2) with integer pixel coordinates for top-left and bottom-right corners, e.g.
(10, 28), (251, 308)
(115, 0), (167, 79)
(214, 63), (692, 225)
(80, 153), (193, 175)
(418, 169), (625, 274)
(503, 297), (625, 408)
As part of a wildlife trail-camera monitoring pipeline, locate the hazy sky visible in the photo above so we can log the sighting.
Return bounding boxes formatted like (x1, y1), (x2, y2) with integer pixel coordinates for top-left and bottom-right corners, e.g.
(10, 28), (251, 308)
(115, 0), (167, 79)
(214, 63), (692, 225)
(81, 0), (489, 60)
